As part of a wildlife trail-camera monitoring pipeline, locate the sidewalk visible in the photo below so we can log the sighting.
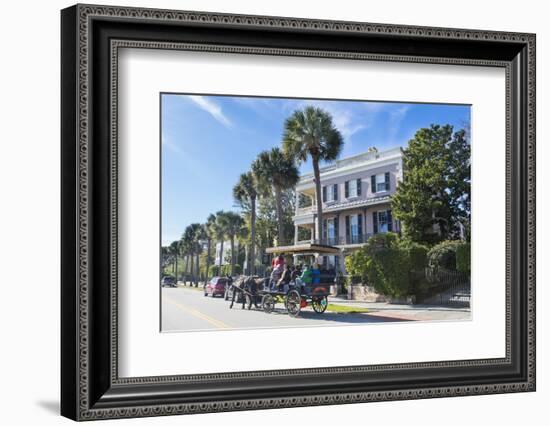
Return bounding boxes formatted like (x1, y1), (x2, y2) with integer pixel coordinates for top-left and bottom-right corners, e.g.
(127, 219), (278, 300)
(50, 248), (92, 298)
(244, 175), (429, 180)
(329, 295), (471, 322)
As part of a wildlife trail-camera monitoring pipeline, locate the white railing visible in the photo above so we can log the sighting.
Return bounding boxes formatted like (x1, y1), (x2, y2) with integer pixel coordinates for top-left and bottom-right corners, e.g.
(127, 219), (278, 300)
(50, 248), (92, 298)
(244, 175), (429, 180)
(296, 206), (314, 216)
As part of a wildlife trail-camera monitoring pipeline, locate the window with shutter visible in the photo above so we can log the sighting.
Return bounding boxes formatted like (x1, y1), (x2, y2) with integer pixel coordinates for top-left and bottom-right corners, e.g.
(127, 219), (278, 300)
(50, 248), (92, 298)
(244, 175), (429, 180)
(347, 179), (358, 197)
(377, 210), (391, 233)
(385, 172), (390, 191)
(372, 211), (378, 233)
(358, 214), (363, 238)
(333, 184), (338, 201)
(357, 179), (362, 196)
(387, 210), (393, 232)
(371, 175), (376, 193)
(327, 218), (336, 244)
(345, 181), (349, 198)
(376, 173), (387, 192)
(322, 186), (327, 202)
(345, 215), (350, 240)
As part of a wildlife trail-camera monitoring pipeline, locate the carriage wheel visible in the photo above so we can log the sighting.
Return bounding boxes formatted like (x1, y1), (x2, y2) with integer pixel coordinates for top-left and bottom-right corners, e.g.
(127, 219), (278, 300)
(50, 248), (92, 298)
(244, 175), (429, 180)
(285, 290), (302, 318)
(261, 294), (275, 314)
(311, 296), (328, 314)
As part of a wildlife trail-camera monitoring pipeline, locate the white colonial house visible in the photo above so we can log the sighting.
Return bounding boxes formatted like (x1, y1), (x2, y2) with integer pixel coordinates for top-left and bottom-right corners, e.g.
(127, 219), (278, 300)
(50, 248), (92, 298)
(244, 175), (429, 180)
(292, 147), (404, 272)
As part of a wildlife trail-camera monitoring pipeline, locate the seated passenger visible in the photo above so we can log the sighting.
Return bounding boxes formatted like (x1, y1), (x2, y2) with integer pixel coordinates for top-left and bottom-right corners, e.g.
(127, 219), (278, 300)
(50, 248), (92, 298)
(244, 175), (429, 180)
(311, 263), (321, 285)
(277, 264), (292, 291)
(300, 265), (313, 286)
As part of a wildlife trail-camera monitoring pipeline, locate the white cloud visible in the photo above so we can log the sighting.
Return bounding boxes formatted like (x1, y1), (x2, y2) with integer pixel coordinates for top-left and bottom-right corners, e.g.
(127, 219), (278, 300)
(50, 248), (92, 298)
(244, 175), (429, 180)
(387, 105), (410, 141)
(162, 137), (183, 155)
(186, 95), (233, 128)
(291, 100), (371, 140)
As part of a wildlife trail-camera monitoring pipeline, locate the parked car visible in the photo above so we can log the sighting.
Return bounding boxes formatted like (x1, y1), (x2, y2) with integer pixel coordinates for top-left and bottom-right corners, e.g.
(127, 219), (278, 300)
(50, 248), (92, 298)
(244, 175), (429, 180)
(161, 276), (177, 288)
(204, 277), (228, 297)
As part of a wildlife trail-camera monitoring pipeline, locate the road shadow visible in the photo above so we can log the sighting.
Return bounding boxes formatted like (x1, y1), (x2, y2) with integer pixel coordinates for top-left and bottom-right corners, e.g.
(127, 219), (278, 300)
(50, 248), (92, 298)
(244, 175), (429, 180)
(266, 308), (412, 324)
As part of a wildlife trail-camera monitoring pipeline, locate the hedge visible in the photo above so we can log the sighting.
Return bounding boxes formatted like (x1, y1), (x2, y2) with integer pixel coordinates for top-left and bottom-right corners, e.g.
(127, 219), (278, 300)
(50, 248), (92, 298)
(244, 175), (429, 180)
(456, 243), (471, 273)
(345, 233), (411, 298)
(427, 240), (462, 270)
(400, 241), (429, 270)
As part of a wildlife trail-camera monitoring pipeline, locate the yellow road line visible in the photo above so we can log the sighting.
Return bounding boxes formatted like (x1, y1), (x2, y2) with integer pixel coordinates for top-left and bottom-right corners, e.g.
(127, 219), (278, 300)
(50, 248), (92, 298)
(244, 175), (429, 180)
(164, 297), (230, 329)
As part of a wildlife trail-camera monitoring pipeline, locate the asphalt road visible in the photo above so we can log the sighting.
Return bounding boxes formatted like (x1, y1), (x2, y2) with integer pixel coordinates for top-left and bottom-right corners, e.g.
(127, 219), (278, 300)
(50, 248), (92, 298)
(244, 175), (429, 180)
(161, 286), (403, 332)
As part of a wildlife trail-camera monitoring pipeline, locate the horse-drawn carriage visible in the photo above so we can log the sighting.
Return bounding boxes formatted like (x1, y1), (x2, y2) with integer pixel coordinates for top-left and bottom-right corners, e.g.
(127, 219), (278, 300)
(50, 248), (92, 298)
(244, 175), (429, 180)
(227, 242), (340, 317)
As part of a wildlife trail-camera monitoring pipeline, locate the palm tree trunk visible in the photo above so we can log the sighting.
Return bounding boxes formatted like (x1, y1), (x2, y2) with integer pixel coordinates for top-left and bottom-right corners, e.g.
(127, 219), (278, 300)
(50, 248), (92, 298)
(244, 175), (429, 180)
(250, 195), (256, 275)
(189, 252), (194, 282)
(205, 239), (211, 284)
(174, 251), (178, 283)
(312, 158), (323, 243)
(195, 254), (200, 286)
(219, 240), (224, 267)
(274, 185), (284, 245)
(230, 236), (235, 276)
(185, 255), (190, 275)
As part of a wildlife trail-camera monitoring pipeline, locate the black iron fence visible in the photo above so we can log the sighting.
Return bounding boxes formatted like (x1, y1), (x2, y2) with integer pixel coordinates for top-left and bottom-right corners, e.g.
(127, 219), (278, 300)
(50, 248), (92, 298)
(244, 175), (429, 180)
(421, 267), (471, 306)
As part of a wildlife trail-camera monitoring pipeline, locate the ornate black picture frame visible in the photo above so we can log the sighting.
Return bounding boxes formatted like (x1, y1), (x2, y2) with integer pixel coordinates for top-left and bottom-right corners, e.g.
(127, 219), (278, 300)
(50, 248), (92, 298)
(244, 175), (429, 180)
(61, 4), (536, 421)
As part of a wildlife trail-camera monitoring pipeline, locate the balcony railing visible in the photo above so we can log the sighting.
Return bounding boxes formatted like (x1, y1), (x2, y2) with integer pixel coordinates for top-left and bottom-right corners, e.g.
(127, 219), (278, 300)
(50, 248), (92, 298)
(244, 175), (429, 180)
(296, 206), (314, 216)
(313, 233), (374, 246)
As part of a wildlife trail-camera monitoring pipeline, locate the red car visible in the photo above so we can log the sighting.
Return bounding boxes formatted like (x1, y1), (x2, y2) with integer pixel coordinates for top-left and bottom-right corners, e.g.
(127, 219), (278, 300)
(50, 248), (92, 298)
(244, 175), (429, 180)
(203, 277), (228, 297)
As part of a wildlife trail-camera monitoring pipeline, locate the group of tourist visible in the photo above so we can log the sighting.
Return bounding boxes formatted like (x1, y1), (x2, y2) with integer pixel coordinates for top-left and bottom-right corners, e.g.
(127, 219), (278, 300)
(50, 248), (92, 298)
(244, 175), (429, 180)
(269, 255), (321, 291)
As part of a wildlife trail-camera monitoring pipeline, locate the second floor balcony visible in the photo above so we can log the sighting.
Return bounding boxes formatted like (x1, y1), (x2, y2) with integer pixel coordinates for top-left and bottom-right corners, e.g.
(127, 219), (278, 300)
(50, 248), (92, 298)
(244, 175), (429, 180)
(297, 233), (375, 247)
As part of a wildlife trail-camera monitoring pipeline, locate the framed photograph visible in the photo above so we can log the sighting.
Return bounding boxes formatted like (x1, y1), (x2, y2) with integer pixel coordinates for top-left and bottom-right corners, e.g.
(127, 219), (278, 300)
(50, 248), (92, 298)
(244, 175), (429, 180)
(61, 4), (536, 421)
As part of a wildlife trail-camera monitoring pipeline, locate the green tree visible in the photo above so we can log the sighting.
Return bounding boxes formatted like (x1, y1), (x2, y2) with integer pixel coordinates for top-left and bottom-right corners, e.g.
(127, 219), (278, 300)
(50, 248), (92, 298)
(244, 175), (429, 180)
(203, 214), (217, 283)
(252, 147), (299, 246)
(392, 124), (470, 244)
(213, 211), (228, 267)
(217, 211), (245, 276)
(193, 224), (206, 286)
(182, 223), (202, 285)
(168, 240), (180, 278)
(282, 106), (344, 242)
(345, 233), (411, 298)
(233, 171), (258, 275)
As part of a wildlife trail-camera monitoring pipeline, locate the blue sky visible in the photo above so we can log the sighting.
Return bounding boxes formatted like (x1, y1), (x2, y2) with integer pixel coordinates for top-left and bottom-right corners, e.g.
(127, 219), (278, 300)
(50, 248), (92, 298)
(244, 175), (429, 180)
(161, 94), (470, 245)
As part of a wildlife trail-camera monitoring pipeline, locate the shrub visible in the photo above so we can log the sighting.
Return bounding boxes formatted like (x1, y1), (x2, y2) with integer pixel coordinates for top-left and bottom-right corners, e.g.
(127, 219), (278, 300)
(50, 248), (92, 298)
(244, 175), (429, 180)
(456, 242), (471, 273)
(427, 240), (462, 270)
(344, 249), (369, 285)
(398, 241), (429, 294)
(365, 246), (411, 297)
(399, 241), (429, 270)
(345, 233), (411, 298)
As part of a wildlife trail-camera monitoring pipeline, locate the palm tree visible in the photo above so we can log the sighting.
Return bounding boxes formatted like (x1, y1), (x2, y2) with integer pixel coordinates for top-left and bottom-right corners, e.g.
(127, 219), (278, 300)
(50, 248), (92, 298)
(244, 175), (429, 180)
(252, 147), (299, 246)
(233, 171), (258, 275)
(168, 240), (180, 279)
(182, 223), (202, 284)
(193, 224), (206, 286)
(214, 211), (228, 268)
(282, 106), (343, 242)
(203, 214), (217, 283)
(218, 211), (245, 276)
